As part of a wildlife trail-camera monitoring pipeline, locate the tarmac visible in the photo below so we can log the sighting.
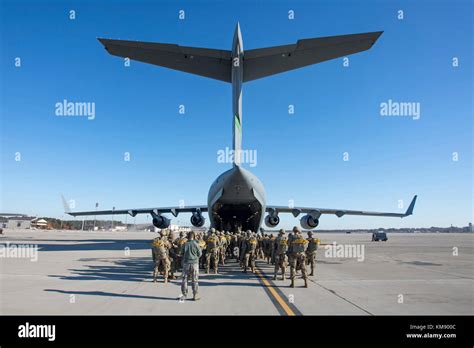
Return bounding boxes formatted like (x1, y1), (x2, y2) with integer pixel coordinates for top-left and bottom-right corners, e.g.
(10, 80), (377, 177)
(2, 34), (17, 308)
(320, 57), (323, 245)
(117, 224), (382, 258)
(0, 229), (472, 315)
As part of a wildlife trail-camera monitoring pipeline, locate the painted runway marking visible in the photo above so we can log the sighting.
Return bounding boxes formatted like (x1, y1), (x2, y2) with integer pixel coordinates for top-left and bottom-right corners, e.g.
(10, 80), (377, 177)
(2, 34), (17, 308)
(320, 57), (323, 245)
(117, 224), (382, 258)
(254, 266), (302, 316)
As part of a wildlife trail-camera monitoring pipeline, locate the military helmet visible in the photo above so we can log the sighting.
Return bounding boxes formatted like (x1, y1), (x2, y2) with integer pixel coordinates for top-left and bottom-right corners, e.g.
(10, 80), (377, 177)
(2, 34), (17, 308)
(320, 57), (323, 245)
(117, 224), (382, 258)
(292, 226), (301, 233)
(278, 228), (285, 235)
(308, 231), (313, 237)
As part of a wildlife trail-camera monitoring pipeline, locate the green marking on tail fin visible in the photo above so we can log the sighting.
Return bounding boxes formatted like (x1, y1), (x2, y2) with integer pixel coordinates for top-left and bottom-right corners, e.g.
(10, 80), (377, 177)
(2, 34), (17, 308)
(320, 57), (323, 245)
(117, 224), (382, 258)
(234, 114), (242, 133)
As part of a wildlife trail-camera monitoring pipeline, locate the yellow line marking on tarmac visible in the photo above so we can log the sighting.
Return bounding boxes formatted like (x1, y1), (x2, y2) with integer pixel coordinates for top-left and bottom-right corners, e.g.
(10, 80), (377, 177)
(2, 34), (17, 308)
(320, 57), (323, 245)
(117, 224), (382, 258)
(254, 268), (296, 316)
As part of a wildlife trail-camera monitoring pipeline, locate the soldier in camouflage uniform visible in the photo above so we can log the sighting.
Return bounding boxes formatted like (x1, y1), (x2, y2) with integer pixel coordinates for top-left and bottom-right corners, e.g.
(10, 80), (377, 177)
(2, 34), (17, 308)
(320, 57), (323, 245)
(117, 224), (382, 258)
(151, 231), (172, 283)
(270, 234), (276, 265)
(256, 233), (264, 260)
(238, 231), (248, 268)
(261, 234), (268, 263)
(175, 231), (188, 272)
(243, 231), (258, 273)
(306, 231), (319, 276)
(225, 232), (232, 258)
(287, 227), (298, 255)
(219, 231), (228, 265)
(196, 232), (207, 269)
(264, 234), (274, 264)
(288, 227), (309, 288)
(181, 231), (202, 301)
(233, 232), (241, 261)
(205, 228), (220, 274)
(273, 229), (288, 280)
(168, 234), (177, 280)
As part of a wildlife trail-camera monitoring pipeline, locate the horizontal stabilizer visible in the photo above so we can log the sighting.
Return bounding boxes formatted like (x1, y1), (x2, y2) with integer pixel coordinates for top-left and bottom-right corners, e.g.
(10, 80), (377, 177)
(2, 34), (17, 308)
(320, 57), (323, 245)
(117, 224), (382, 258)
(243, 31), (383, 82)
(98, 38), (232, 82)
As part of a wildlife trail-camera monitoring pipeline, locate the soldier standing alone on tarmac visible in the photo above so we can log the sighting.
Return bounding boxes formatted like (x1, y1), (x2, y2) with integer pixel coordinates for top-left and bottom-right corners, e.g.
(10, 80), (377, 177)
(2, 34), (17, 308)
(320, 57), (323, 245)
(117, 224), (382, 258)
(151, 230), (172, 283)
(180, 231), (202, 301)
(288, 227), (309, 288)
(306, 231), (319, 276)
(273, 229), (288, 280)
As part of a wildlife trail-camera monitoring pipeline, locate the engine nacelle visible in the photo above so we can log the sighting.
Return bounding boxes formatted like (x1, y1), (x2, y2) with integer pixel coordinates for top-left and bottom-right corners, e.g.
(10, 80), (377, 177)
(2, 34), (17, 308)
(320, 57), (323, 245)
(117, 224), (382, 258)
(190, 212), (205, 227)
(265, 214), (280, 228)
(152, 214), (171, 229)
(300, 214), (319, 229)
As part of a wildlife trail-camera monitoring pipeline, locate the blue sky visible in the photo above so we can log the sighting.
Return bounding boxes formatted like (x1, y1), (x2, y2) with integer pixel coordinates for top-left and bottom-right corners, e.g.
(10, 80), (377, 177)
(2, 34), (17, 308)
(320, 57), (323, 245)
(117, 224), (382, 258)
(1, 0), (472, 229)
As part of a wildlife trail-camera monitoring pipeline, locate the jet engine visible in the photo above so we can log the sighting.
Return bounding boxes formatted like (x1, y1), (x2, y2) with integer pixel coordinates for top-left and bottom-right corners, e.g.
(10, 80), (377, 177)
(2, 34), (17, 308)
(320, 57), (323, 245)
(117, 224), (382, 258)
(151, 213), (171, 229)
(300, 214), (319, 229)
(265, 214), (280, 228)
(190, 211), (205, 227)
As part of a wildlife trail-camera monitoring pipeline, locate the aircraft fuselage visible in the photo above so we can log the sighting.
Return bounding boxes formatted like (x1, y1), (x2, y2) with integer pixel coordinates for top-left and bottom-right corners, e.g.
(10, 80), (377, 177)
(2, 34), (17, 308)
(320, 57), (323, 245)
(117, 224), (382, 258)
(208, 166), (266, 232)
(207, 24), (266, 232)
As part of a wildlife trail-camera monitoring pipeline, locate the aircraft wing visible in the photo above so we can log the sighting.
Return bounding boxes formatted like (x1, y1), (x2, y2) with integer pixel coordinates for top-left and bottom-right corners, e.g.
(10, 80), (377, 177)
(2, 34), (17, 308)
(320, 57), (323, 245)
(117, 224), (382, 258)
(243, 31), (383, 82)
(66, 205), (208, 217)
(97, 38), (232, 82)
(266, 195), (417, 218)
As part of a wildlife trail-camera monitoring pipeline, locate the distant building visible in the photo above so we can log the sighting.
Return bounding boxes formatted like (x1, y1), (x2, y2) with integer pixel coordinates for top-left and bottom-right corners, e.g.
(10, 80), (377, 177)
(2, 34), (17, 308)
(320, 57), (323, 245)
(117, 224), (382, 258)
(0, 217), (7, 229)
(31, 218), (48, 229)
(6, 216), (35, 229)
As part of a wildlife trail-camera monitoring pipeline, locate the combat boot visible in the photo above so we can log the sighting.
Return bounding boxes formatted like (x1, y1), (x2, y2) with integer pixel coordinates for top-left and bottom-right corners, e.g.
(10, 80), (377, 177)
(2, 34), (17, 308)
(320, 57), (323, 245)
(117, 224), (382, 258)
(309, 271), (314, 276)
(193, 293), (200, 301)
(273, 274), (277, 280)
(290, 279), (295, 288)
(304, 278), (308, 288)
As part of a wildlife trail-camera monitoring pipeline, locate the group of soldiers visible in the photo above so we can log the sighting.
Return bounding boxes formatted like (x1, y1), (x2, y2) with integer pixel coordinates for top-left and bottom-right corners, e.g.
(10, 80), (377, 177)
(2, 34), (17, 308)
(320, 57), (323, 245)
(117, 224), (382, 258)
(151, 228), (231, 282)
(232, 226), (320, 287)
(150, 226), (319, 288)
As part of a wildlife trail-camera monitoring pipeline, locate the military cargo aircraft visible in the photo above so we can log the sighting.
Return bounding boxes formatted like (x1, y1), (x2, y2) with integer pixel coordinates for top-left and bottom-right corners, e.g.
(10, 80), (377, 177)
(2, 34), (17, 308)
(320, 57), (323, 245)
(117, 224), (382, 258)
(67, 23), (417, 232)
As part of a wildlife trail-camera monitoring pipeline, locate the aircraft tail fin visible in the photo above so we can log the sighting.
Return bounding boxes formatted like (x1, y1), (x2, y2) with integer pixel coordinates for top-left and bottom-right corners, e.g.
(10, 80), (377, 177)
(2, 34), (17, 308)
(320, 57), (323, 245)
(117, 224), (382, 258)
(61, 194), (71, 214)
(404, 195), (417, 216)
